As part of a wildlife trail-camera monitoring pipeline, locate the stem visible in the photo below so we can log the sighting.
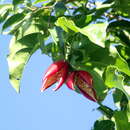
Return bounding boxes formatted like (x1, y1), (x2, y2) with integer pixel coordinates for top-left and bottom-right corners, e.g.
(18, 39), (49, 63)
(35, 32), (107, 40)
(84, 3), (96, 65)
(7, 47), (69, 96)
(97, 102), (114, 119)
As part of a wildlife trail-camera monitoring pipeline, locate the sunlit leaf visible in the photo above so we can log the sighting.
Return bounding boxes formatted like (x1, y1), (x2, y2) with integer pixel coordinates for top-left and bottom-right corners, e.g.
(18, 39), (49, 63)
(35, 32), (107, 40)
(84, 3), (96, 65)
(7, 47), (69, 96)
(49, 28), (59, 45)
(109, 45), (130, 76)
(7, 23), (43, 92)
(56, 17), (108, 48)
(0, 9), (9, 23)
(0, 4), (12, 12)
(104, 66), (130, 100)
(116, 46), (130, 60)
(7, 33), (42, 92)
(79, 23), (108, 48)
(96, 2), (114, 9)
(56, 17), (79, 32)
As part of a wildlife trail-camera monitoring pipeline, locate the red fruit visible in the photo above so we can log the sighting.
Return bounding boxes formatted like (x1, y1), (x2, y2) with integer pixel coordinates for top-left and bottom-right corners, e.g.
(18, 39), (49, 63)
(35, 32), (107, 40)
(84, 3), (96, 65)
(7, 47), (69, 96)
(66, 71), (97, 102)
(66, 72), (76, 90)
(41, 60), (68, 92)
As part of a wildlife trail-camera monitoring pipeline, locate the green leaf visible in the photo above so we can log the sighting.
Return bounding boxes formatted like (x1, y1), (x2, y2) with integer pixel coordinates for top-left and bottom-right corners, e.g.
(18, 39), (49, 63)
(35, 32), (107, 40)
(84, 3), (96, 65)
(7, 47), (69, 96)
(2, 13), (25, 32)
(7, 26), (43, 92)
(96, 2), (114, 9)
(17, 33), (42, 47)
(127, 102), (130, 122)
(79, 23), (108, 48)
(93, 120), (115, 130)
(0, 4), (12, 13)
(115, 0), (130, 17)
(54, 1), (67, 17)
(113, 89), (124, 109)
(49, 28), (59, 45)
(33, 0), (46, 4)
(41, 43), (52, 56)
(49, 27), (66, 60)
(49, 27), (65, 48)
(113, 88), (130, 114)
(116, 46), (130, 60)
(0, 9), (9, 23)
(56, 17), (79, 32)
(127, 113), (130, 123)
(73, 14), (92, 28)
(90, 70), (107, 102)
(76, 41), (130, 76)
(56, 17), (108, 48)
(6, 13), (33, 35)
(104, 66), (130, 100)
(108, 20), (130, 30)
(109, 45), (130, 76)
(97, 105), (114, 119)
(0, 4), (12, 23)
(114, 111), (130, 130)
(12, 0), (24, 6)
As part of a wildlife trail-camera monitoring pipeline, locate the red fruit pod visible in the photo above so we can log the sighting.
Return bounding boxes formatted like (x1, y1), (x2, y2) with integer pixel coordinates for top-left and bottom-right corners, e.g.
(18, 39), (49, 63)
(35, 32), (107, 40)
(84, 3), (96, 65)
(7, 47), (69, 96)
(75, 71), (97, 102)
(66, 70), (97, 102)
(66, 72), (76, 90)
(43, 60), (67, 79)
(77, 85), (97, 102)
(41, 60), (68, 92)
(53, 63), (68, 91)
(78, 71), (93, 87)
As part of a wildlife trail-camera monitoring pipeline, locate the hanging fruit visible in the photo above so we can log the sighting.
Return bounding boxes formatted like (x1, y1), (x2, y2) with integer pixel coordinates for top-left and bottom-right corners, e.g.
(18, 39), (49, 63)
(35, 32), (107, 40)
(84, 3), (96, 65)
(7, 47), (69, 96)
(66, 71), (97, 102)
(41, 60), (69, 92)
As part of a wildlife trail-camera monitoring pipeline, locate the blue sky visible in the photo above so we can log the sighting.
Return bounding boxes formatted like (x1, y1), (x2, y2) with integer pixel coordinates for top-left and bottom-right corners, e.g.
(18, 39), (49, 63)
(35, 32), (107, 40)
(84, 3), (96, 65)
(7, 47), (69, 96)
(0, 0), (115, 130)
